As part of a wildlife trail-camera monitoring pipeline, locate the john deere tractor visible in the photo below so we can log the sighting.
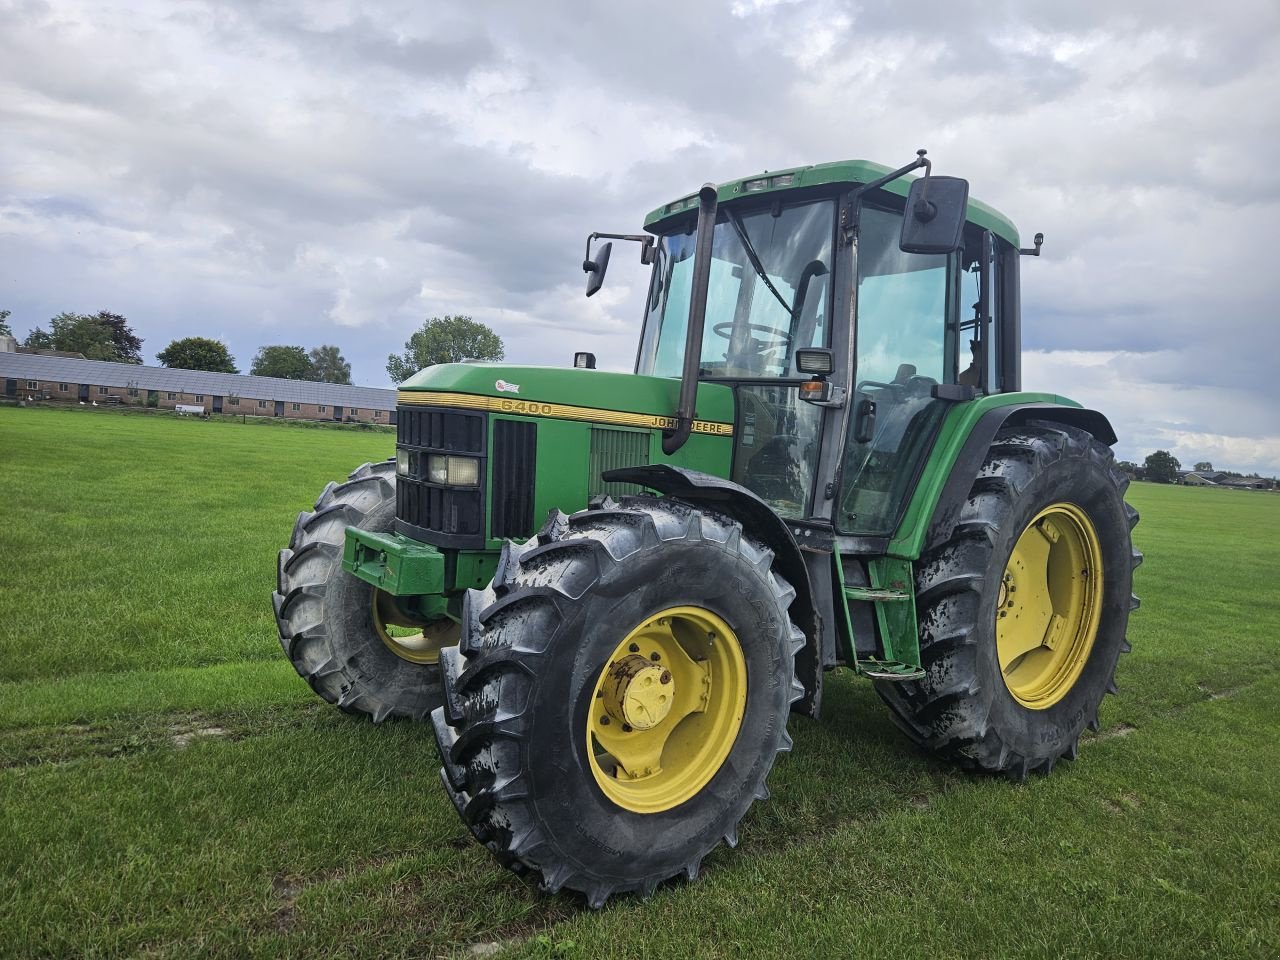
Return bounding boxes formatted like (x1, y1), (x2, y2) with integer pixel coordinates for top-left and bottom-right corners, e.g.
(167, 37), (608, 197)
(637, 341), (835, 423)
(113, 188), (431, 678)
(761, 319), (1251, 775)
(274, 151), (1140, 908)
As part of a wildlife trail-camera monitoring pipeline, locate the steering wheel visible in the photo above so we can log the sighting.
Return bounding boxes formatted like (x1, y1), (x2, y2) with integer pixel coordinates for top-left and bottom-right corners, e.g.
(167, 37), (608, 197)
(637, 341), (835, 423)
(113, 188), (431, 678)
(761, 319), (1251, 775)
(711, 321), (792, 351)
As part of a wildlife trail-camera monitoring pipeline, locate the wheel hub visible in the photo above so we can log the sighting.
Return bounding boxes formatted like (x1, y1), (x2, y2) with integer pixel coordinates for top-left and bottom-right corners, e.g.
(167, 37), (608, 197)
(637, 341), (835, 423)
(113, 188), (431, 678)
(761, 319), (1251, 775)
(587, 606), (746, 814)
(602, 654), (674, 730)
(995, 502), (1104, 709)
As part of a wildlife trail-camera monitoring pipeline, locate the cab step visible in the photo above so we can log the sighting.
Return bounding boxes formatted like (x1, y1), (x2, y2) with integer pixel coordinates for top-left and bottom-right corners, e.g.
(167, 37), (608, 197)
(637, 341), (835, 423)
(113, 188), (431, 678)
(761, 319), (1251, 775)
(843, 586), (910, 602)
(857, 659), (925, 682)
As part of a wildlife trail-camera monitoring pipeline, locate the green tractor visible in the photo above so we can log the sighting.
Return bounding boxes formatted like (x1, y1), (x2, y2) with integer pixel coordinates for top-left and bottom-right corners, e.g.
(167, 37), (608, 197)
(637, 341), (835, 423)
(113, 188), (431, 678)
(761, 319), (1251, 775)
(274, 151), (1141, 908)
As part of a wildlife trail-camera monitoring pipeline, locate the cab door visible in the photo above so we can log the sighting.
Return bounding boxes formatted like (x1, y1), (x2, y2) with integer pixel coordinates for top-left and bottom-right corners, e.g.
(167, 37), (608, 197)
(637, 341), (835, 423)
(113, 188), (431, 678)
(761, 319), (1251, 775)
(837, 204), (958, 537)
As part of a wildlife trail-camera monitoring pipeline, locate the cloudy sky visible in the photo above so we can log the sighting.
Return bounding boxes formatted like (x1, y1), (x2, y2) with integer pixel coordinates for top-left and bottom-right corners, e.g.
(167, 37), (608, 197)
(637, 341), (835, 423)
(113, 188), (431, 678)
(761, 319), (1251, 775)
(3, 0), (1278, 472)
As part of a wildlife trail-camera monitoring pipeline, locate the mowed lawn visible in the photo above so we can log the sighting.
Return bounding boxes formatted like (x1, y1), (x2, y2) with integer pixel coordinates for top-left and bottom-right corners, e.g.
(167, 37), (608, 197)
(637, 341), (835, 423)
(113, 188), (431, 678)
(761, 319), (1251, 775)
(1, 405), (1278, 959)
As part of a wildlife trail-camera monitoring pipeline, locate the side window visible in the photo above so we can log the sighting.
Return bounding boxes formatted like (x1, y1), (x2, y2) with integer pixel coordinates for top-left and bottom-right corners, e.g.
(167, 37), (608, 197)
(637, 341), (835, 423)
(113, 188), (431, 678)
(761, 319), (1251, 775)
(855, 210), (950, 385)
(733, 384), (823, 519)
(837, 204), (956, 536)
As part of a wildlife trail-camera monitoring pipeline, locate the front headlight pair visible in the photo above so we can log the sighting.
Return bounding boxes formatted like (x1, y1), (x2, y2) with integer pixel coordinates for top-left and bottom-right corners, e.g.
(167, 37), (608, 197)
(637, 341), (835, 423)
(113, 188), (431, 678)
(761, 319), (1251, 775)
(397, 449), (480, 486)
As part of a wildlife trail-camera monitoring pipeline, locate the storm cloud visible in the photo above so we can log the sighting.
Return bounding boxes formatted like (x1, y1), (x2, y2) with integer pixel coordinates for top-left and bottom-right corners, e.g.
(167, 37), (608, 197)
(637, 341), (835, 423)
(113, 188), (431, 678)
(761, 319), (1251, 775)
(2, 0), (1277, 471)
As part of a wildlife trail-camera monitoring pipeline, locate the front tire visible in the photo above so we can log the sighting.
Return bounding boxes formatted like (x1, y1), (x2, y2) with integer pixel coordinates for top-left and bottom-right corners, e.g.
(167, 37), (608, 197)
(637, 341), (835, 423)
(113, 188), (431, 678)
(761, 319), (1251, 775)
(431, 496), (805, 907)
(876, 422), (1141, 777)
(272, 460), (448, 722)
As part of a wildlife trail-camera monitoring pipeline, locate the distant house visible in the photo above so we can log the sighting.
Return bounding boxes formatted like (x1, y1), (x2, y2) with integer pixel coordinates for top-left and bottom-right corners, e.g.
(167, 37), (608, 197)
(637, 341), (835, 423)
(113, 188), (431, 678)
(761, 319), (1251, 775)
(0, 353), (396, 424)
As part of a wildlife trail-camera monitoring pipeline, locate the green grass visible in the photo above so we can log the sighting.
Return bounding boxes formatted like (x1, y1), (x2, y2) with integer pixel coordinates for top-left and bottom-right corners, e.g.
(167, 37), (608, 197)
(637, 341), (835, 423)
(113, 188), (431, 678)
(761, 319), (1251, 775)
(2, 405), (1278, 959)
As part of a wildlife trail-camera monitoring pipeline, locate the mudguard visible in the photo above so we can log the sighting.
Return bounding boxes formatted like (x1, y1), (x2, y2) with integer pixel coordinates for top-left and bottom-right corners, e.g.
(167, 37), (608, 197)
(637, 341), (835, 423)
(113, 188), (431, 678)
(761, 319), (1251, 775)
(924, 403), (1118, 553)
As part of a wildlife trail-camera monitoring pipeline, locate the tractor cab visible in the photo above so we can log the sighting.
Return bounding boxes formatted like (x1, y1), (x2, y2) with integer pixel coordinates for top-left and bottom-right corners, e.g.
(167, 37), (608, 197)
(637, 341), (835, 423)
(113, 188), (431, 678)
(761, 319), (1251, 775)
(623, 156), (1025, 536)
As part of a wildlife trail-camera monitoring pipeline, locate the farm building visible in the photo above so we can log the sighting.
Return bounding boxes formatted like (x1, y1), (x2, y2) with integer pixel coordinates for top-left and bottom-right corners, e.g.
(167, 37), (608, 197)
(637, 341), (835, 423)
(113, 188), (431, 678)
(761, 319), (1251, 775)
(0, 351), (396, 423)
(1178, 470), (1273, 490)
(1180, 471), (1222, 486)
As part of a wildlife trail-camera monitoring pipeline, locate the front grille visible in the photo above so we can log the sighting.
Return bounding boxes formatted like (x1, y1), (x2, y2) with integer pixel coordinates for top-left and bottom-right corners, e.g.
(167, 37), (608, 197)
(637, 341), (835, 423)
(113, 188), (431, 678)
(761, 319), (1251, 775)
(395, 404), (486, 548)
(398, 407), (484, 451)
(491, 419), (537, 539)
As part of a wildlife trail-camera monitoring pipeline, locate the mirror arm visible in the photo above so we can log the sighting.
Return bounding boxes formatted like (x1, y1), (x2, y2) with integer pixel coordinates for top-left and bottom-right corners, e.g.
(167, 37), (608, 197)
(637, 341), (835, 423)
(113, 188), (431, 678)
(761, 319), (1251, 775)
(850, 148), (931, 205)
(1019, 232), (1045, 257)
(585, 232), (657, 266)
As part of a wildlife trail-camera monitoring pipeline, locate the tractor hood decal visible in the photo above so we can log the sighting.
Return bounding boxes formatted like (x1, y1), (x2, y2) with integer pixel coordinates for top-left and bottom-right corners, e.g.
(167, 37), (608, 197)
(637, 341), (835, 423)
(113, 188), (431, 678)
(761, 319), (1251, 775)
(396, 390), (733, 437)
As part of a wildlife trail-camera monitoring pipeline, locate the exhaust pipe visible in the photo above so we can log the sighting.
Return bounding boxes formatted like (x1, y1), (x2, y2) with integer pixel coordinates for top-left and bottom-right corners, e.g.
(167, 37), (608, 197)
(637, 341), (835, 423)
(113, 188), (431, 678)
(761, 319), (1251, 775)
(663, 183), (719, 455)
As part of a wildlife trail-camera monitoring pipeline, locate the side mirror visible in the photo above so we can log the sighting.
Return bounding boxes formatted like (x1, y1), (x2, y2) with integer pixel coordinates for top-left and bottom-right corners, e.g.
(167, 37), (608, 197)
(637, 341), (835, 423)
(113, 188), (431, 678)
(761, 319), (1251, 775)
(900, 176), (969, 254)
(583, 241), (612, 297)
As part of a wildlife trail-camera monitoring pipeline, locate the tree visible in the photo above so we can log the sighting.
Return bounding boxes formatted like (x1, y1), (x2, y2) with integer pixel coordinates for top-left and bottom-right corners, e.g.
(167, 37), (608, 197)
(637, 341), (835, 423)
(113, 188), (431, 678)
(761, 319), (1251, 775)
(34, 313), (116, 360)
(251, 344), (316, 380)
(1144, 450), (1181, 484)
(387, 315), (504, 384)
(1116, 461), (1139, 478)
(0, 309), (11, 338)
(91, 311), (144, 363)
(22, 327), (54, 350)
(156, 337), (240, 373)
(20, 311), (142, 363)
(309, 344), (352, 384)
(1194, 461), (1213, 473)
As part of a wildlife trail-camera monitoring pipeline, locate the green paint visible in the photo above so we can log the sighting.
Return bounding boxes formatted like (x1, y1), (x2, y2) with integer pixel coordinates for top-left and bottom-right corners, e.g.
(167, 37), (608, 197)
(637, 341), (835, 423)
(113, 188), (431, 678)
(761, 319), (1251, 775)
(833, 551), (923, 677)
(887, 392), (1080, 561)
(399, 361), (736, 426)
(451, 551), (498, 592)
(644, 158), (1020, 247)
(866, 556), (920, 672)
(343, 528), (445, 597)
(345, 369), (734, 611)
(588, 425), (649, 498)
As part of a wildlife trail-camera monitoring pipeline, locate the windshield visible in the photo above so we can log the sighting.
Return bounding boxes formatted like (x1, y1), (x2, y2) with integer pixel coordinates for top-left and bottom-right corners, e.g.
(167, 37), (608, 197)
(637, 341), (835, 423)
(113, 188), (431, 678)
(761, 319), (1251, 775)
(637, 199), (835, 379)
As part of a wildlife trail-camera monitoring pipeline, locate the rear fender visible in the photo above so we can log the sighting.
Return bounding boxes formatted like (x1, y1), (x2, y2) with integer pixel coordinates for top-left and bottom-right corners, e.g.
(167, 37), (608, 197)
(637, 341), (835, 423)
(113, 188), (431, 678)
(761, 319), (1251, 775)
(924, 404), (1117, 553)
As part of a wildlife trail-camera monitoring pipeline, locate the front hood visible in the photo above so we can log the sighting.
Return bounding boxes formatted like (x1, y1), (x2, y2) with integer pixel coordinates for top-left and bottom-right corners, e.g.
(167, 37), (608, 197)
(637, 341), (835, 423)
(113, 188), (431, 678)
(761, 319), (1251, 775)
(397, 363), (735, 430)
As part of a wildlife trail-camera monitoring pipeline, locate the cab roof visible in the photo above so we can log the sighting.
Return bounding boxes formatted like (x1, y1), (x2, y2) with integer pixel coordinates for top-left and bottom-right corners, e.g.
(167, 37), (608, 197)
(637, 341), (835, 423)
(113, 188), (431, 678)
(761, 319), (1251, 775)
(643, 158), (1020, 247)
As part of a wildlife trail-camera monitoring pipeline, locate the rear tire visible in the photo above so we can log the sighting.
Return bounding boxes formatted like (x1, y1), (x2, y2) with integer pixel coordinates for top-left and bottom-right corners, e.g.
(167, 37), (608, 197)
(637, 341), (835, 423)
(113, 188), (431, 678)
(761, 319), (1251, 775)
(272, 460), (445, 722)
(431, 496), (805, 908)
(875, 421), (1141, 778)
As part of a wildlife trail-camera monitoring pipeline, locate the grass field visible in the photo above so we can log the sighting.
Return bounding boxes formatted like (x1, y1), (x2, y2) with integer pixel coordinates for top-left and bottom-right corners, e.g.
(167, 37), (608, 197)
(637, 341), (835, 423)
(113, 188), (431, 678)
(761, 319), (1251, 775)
(2, 404), (1278, 959)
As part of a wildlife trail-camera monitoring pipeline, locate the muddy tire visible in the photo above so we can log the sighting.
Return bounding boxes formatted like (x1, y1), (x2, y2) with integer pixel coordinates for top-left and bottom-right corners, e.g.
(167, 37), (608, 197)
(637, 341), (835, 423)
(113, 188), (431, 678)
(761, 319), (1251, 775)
(273, 460), (444, 722)
(875, 421), (1141, 778)
(431, 496), (804, 908)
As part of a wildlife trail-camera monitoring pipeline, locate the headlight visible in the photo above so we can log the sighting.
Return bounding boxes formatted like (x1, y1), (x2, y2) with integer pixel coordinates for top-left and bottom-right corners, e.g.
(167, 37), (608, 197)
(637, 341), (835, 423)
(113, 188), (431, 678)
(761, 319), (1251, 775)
(427, 454), (480, 486)
(396, 449), (411, 477)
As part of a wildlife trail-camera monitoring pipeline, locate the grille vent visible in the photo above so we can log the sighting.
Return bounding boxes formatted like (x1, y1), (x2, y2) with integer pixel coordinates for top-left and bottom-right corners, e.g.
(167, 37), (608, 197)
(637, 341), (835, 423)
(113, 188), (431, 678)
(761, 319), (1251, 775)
(491, 419), (537, 539)
(589, 427), (649, 498)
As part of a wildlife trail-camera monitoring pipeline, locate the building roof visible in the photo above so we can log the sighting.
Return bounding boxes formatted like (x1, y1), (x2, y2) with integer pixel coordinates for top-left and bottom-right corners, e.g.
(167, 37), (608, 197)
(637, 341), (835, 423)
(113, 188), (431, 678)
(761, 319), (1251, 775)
(0, 353), (396, 409)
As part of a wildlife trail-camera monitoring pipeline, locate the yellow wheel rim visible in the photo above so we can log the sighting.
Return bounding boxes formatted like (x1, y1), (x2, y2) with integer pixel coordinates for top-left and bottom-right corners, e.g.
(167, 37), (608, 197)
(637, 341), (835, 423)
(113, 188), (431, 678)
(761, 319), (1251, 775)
(371, 590), (457, 665)
(586, 606), (747, 814)
(996, 502), (1104, 709)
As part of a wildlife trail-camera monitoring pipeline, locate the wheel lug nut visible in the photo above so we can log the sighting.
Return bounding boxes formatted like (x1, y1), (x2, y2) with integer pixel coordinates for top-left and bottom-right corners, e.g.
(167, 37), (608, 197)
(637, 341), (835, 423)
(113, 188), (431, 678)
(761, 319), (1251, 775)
(600, 716), (610, 725)
(650, 652), (661, 661)
(660, 670), (672, 684)
(628, 643), (640, 653)
(621, 724), (632, 733)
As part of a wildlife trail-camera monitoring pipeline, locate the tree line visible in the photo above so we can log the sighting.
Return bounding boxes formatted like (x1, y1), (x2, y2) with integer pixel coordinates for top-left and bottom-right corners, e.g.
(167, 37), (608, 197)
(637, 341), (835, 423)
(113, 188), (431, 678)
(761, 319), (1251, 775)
(3, 310), (355, 384)
(4, 309), (506, 385)
(1117, 452), (1275, 486)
